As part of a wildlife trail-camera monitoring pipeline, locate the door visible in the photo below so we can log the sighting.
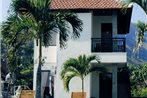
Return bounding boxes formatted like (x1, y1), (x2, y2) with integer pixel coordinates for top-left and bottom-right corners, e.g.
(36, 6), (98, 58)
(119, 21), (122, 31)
(100, 73), (112, 98)
(101, 23), (112, 52)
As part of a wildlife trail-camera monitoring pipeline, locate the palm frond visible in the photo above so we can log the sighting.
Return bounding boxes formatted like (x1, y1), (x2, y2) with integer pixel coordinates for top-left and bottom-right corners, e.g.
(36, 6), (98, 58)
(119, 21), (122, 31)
(61, 67), (80, 79)
(133, 21), (147, 52)
(1, 14), (37, 49)
(63, 58), (80, 72)
(61, 67), (80, 92)
(62, 73), (77, 92)
(53, 11), (83, 48)
(63, 12), (83, 38)
(57, 19), (70, 48)
(60, 54), (106, 92)
(12, 0), (33, 14)
(11, 0), (83, 48)
(86, 55), (97, 64)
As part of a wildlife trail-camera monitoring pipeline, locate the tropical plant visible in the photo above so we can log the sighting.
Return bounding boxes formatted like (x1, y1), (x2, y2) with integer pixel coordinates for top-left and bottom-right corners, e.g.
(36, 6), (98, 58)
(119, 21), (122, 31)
(1, 38), (34, 89)
(124, 0), (147, 51)
(128, 64), (147, 97)
(61, 55), (106, 93)
(133, 21), (147, 52)
(1, 0), (83, 98)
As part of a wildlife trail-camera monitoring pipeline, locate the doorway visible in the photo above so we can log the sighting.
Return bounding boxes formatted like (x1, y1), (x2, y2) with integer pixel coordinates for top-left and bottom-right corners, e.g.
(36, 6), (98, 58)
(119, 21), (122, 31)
(101, 23), (112, 52)
(100, 73), (112, 98)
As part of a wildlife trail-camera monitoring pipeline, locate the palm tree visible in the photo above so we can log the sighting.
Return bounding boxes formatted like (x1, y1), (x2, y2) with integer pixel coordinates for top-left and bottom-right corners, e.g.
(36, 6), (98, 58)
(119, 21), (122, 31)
(61, 55), (106, 93)
(133, 21), (147, 52)
(2, 15), (35, 92)
(1, 0), (83, 98)
(124, 0), (147, 51)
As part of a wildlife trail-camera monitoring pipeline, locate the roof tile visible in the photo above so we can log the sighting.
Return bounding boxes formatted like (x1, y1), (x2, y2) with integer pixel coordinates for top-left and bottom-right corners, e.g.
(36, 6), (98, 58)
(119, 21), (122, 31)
(50, 0), (123, 10)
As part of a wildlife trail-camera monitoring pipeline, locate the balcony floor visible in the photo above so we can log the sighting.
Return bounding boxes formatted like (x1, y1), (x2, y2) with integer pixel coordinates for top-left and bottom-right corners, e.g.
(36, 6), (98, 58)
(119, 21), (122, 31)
(91, 52), (127, 64)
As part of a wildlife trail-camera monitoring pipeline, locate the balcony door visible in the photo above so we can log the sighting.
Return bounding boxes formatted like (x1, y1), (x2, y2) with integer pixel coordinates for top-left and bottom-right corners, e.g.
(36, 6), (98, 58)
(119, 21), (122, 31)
(100, 73), (112, 98)
(101, 23), (112, 52)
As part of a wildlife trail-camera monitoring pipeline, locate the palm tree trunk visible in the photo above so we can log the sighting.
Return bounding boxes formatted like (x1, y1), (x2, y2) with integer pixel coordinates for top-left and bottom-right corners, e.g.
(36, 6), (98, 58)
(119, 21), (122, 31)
(36, 38), (42, 98)
(82, 78), (84, 92)
(81, 78), (84, 98)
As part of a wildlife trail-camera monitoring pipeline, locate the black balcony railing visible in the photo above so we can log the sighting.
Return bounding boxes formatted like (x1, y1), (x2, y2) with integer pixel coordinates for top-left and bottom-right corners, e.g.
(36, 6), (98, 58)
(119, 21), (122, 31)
(91, 38), (126, 52)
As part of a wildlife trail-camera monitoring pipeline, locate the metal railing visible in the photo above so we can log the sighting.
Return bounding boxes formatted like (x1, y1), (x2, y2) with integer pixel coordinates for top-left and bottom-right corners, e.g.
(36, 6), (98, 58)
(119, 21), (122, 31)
(91, 38), (126, 52)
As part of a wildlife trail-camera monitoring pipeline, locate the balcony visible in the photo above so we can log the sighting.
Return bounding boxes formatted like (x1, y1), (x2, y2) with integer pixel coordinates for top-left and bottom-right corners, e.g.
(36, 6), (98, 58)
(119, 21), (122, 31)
(91, 38), (126, 52)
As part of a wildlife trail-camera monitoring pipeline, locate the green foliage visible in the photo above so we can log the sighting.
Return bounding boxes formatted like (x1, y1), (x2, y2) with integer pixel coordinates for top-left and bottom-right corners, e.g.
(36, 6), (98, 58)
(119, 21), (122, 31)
(133, 21), (147, 52)
(16, 63), (33, 89)
(131, 87), (147, 97)
(2, 0), (83, 97)
(140, 88), (147, 97)
(9, 0), (83, 48)
(124, 0), (147, 52)
(128, 64), (147, 97)
(1, 39), (34, 88)
(61, 54), (106, 92)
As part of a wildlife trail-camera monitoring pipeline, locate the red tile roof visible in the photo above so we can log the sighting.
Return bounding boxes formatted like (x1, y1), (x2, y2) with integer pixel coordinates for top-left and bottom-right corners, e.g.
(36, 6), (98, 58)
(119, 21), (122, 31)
(50, 0), (123, 10)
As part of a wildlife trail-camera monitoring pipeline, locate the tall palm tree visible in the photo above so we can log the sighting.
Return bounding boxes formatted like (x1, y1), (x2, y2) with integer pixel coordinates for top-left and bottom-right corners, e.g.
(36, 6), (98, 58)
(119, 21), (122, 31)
(133, 21), (147, 52)
(61, 55), (106, 93)
(1, 0), (83, 98)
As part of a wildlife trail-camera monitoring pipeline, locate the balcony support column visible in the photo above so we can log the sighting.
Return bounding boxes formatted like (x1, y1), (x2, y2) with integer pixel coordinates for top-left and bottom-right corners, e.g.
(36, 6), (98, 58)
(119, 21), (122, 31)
(112, 11), (117, 35)
(112, 65), (118, 98)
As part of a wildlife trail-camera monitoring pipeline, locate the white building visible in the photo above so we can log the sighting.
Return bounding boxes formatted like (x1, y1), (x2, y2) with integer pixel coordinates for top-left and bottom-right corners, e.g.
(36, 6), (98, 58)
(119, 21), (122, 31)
(33, 0), (133, 98)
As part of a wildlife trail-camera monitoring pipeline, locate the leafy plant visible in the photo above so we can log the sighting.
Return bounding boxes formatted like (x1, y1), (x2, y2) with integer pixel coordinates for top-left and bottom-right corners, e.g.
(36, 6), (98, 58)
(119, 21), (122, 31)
(133, 21), (147, 52)
(128, 64), (147, 97)
(1, 39), (34, 89)
(61, 54), (106, 92)
(2, 0), (83, 97)
(123, 0), (147, 52)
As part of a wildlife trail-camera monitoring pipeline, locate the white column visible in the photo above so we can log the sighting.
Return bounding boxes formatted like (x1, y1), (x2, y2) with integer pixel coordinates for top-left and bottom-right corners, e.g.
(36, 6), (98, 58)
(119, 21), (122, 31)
(112, 65), (118, 98)
(90, 72), (100, 98)
(112, 11), (118, 35)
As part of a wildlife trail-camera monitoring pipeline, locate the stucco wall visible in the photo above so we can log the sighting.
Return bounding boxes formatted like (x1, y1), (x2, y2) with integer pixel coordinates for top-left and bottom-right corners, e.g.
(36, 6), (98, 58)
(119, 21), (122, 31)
(55, 12), (92, 98)
(33, 40), (57, 90)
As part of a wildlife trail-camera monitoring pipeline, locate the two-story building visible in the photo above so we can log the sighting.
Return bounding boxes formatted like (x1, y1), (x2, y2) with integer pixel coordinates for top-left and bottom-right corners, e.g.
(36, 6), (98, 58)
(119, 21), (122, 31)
(33, 0), (133, 98)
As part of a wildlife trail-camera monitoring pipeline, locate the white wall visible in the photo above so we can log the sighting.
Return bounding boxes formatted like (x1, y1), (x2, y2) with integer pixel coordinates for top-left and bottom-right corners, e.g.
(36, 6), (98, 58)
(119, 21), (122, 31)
(55, 13), (92, 98)
(92, 53), (127, 63)
(33, 40), (57, 90)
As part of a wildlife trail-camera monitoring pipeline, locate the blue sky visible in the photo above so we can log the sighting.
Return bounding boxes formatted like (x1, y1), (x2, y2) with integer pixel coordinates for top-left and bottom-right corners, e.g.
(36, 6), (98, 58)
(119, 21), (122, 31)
(0, 0), (147, 23)
(131, 3), (147, 22)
